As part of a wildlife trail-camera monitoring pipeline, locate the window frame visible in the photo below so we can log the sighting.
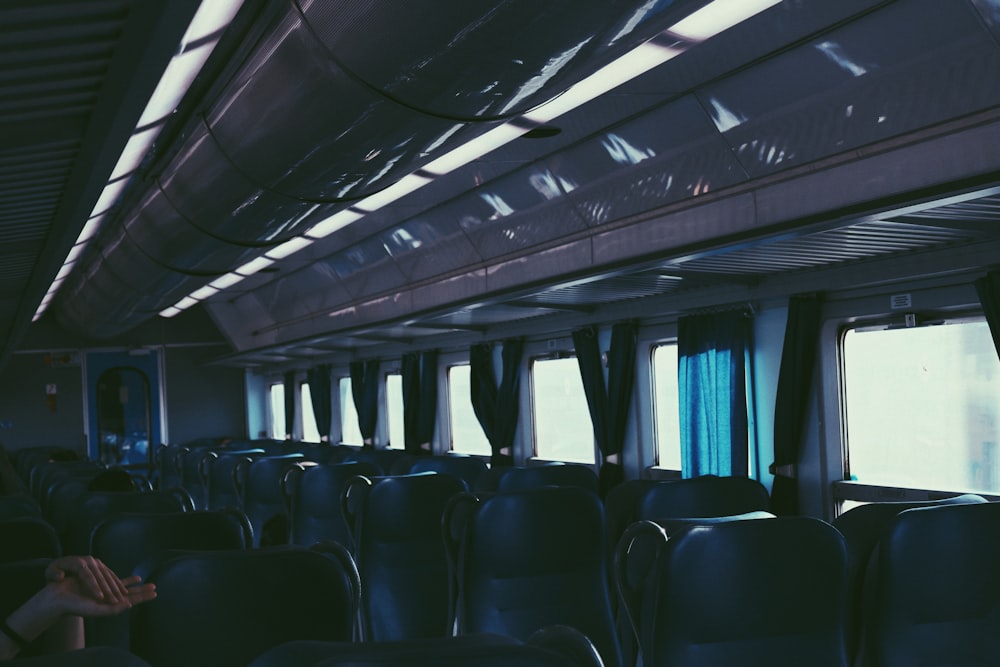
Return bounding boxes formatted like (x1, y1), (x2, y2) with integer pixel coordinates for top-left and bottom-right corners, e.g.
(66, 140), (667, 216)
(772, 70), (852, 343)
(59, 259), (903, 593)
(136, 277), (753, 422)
(443, 360), (492, 458)
(525, 343), (598, 467)
(819, 280), (1000, 519)
(835, 311), (1000, 505)
(636, 323), (681, 480)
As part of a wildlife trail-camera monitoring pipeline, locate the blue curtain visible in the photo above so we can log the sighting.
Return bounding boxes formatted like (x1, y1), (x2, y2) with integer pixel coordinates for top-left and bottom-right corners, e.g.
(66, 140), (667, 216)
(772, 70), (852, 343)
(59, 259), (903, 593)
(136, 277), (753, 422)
(402, 350), (438, 454)
(573, 321), (637, 497)
(306, 364), (332, 442)
(471, 339), (523, 467)
(282, 370), (295, 440)
(678, 311), (751, 478)
(350, 360), (380, 447)
(976, 270), (1000, 361)
(770, 294), (823, 515)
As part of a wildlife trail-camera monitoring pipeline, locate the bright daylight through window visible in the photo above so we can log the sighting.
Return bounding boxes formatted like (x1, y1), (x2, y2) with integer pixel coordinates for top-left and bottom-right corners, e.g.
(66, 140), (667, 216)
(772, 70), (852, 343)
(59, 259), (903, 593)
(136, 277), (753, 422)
(269, 383), (284, 440)
(338, 377), (363, 445)
(386, 373), (403, 449)
(448, 365), (490, 456)
(652, 343), (681, 470)
(301, 383), (320, 443)
(843, 319), (1000, 494)
(532, 357), (595, 464)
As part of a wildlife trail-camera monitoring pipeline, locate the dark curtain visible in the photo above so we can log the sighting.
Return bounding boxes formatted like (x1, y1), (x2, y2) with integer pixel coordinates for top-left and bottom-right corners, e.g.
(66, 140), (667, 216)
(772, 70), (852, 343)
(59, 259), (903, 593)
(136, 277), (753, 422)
(306, 364), (332, 442)
(770, 294), (823, 515)
(283, 370), (296, 440)
(573, 321), (637, 497)
(471, 339), (523, 467)
(402, 350), (438, 454)
(350, 360), (380, 446)
(976, 270), (1000, 361)
(678, 311), (751, 478)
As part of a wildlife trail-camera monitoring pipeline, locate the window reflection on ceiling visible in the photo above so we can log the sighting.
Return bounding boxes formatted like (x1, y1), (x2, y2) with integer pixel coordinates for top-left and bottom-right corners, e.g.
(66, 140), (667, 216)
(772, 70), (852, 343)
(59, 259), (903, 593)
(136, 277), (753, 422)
(602, 133), (656, 165)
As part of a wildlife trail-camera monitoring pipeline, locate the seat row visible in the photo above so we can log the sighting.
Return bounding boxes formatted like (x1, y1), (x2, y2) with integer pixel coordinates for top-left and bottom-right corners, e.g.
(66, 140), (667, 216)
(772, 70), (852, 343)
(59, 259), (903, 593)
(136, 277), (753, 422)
(8, 446), (1000, 666)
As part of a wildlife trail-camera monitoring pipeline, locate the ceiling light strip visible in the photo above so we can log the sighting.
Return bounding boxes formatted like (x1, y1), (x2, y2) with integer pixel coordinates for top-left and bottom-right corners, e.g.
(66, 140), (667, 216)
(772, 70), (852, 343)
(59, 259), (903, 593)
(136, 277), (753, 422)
(33, 0), (247, 322)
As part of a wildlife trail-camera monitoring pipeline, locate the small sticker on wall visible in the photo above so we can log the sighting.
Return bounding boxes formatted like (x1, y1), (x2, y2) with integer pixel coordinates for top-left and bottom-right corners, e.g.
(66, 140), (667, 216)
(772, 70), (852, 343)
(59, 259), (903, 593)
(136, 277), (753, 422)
(45, 384), (57, 395)
(890, 293), (912, 309)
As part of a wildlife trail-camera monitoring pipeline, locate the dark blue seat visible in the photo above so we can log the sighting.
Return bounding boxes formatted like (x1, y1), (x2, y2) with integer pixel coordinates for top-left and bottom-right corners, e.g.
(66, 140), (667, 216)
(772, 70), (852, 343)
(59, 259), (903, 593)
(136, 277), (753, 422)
(617, 515), (849, 667)
(636, 474), (770, 520)
(863, 501), (1000, 667)
(494, 464), (600, 494)
(453, 486), (622, 667)
(344, 472), (468, 641)
(408, 455), (489, 489)
(289, 461), (380, 550)
(0, 494), (43, 518)
(179, 447), (216, 510)
(155, 445), (186, 491)
(206, 449), (265, 511)
(0, 516), (60, 561)
(30, 460), (99, 502)
(62, 490), (188, 555)
(242, 454), (305, 547)
(339, 447), (409, 474)
(832, 493), (987, 658)
(13, 647), (152, 666)
(43, 476), (97, 543)
(87, 509), (250, 648)
(129, 546), (358, 667)
(248, 628), (603, 667)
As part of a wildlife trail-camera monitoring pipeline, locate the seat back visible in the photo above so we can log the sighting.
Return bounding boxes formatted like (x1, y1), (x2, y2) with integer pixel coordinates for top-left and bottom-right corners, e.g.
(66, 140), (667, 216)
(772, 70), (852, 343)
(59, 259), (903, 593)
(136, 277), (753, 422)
(832, 493), (987, 656)
(627, 516), (848, 667)
(865, 502), (1000, 667)
(249, 631), (602, 667)
(130, 546), (358, 667)
(63, 490), (188, 555)
(456, 486), (622, 667)
(0, 494), (43, 518)
(637, 475), (770, 520)
(289, 461), (380, 550)
(495, 464), (599, 494)
(179, 448), (216, 510)
(408, 455), (489, 489)
(348, 472), (467, 641)
(87, 509), (250, 648)
(242, 454), (305, 547)
(0, 516), (60, 561)
(207, 449), (265, 511)
(44, 476), (96, 540)
(339, 447), (407, 474)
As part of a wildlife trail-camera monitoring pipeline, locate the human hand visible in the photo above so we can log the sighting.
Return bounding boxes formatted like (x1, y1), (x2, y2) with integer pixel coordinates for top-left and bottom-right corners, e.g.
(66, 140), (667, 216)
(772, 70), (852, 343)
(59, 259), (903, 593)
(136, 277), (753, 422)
(44, 556), (129, 604)
(42, 575), (156, 618)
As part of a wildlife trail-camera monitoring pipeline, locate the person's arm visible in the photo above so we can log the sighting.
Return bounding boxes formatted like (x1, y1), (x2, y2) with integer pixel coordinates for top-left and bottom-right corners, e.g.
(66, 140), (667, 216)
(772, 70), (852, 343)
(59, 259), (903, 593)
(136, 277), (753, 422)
(0, 569), (155, 659)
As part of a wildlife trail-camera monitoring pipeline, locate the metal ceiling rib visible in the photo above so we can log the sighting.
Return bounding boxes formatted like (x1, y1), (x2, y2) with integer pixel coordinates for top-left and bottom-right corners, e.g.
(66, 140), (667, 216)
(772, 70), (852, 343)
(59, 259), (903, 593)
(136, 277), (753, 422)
(0, 1), (129, 348)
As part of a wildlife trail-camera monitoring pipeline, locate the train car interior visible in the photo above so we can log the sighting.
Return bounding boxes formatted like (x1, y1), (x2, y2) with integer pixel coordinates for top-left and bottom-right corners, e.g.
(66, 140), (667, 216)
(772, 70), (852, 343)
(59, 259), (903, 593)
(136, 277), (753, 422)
(1, 0), (1000, 665)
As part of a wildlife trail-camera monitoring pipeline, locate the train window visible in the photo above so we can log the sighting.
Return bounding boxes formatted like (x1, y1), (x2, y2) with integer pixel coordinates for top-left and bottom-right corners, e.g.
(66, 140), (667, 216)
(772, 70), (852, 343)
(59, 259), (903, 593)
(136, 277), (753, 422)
(531, 356), (596, 464)
(386, 373), (403, 449)
(447, 364), (491, 456)
(652, 343), (682, 470)
(842, 318), (1000, 494)
(269, 383), (285, 440)
(337, 377), (363, 445)
(300, 383), (320, 443)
